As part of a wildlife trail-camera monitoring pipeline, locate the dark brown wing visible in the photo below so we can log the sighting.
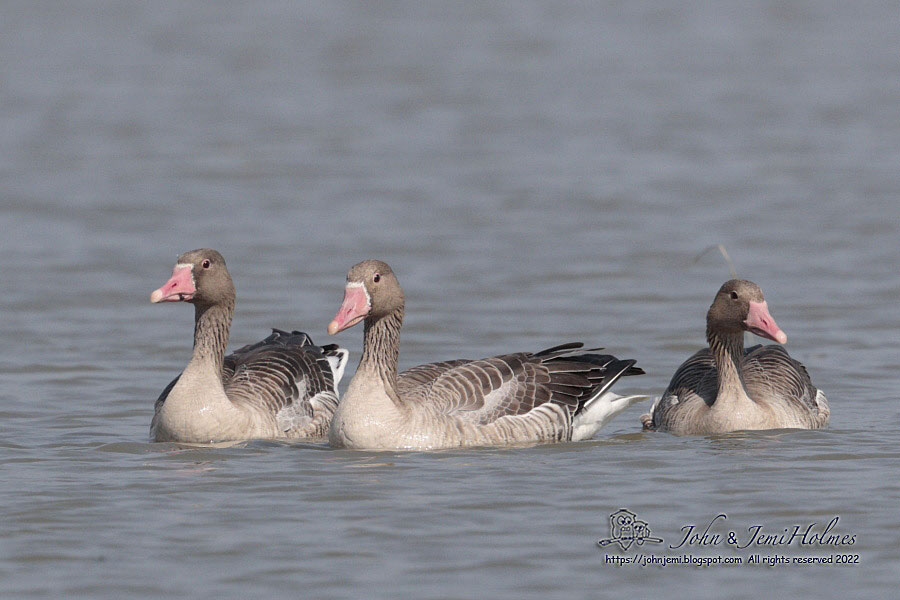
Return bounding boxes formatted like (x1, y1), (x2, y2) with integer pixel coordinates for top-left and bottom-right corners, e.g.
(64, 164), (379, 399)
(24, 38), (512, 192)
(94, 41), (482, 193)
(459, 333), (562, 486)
(400, 343), (642, 426)
(742, 344), (828, 425)
(223, 329), (346, 436)
(644, 348), (717, 431)
(398, 359), (474, 401)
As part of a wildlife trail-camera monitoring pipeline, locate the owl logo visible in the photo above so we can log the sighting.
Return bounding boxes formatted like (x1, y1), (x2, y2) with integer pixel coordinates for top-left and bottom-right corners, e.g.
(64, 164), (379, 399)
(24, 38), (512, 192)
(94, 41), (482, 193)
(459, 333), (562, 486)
(598, 509), (663, 551)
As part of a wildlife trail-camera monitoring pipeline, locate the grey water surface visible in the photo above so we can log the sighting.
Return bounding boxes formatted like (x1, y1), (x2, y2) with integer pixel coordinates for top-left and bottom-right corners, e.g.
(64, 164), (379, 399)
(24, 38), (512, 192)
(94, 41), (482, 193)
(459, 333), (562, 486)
(2, 1), (898, 598)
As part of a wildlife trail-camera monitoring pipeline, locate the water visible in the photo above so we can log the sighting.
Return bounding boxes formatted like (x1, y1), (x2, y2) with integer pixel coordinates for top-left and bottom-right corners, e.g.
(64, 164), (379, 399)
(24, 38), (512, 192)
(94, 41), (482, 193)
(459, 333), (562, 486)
(2, 1), (898, 597)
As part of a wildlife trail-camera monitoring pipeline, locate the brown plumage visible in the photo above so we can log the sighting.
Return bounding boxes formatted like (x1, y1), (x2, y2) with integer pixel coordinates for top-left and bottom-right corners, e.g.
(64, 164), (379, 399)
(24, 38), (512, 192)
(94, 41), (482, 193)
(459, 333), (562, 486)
(642, 279), (828, 434)
(150, 249), (348, 443)
(327, 260), (644, 449)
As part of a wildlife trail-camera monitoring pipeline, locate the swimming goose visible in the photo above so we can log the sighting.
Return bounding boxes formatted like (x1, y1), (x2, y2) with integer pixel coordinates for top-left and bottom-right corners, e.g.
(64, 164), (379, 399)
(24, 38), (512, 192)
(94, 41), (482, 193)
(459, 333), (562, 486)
(326, 260), (644, 450)
(149, 249), (348, 443)
(641, 279), (828, 434)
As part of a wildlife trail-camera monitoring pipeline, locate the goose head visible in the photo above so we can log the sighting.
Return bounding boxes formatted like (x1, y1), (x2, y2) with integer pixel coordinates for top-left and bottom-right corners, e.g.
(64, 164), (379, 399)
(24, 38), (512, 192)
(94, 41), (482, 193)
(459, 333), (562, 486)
(150, 248), (235, 307)
(328, 260), (403, 334)
(707, 279), (787, 344)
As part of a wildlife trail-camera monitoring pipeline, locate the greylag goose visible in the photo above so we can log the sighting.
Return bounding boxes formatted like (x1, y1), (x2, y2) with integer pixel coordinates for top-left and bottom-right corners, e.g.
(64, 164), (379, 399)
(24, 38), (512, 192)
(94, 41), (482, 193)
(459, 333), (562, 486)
(325, 260), (644, 450)
(641, 279), (828, 434)
(149, 249), (348, 443)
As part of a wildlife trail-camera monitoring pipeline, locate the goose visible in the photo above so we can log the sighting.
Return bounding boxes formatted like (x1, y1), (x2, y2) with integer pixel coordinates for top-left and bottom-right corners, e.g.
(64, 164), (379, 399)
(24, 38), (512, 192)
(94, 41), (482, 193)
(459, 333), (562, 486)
(149, 249), (348, 443)
(641, 279), (828, 434)
(325, 260), (644, 450)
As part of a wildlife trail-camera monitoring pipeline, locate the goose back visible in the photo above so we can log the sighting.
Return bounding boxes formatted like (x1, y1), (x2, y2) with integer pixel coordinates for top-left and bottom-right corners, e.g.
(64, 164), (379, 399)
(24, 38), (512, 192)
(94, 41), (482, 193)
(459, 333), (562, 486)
(742, 344), (828, 426)
(223, 329), (347, 437)
(646, 344), (828, 432)
(397, 344), (643, 433)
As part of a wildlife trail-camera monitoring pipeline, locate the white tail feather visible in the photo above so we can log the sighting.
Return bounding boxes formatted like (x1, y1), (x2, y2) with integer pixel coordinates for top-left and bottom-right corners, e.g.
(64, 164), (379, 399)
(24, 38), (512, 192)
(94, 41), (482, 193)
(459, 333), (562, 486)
(327, 350), (350, 387)
(572, 393), (648, 441)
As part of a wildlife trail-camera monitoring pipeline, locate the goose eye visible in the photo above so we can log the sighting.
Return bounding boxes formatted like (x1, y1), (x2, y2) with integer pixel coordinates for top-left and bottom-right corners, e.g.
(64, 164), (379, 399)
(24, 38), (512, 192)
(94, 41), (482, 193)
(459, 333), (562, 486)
(202, 259), (211, 269)
(373, 273), (381, 283)
(730, 291), (738, 300)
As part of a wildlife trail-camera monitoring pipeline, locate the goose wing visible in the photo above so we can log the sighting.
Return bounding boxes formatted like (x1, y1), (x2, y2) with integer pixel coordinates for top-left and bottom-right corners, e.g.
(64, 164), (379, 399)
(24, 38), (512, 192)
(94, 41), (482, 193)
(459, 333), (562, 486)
(742, 344), (829, 427)
(400, 343), (642, 426)
(643, 349), (718, 430)
(223, 329), (347, 436)
(398, 359), (474, 401)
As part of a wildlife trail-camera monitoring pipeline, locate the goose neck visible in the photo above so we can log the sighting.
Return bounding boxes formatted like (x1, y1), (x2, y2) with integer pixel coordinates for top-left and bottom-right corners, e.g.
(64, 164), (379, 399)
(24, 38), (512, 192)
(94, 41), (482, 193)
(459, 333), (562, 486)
(707, 327), (747, 400)
(360, 306), (404, 400)
(190, 300), (234, 374)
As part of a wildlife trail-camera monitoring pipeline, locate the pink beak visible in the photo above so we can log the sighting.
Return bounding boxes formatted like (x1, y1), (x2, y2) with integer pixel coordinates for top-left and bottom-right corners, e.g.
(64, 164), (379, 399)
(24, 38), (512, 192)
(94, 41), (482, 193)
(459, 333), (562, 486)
(328, 285), (370, 335)
(150, 265), (196, 303)
(745, 300), (787, 344)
